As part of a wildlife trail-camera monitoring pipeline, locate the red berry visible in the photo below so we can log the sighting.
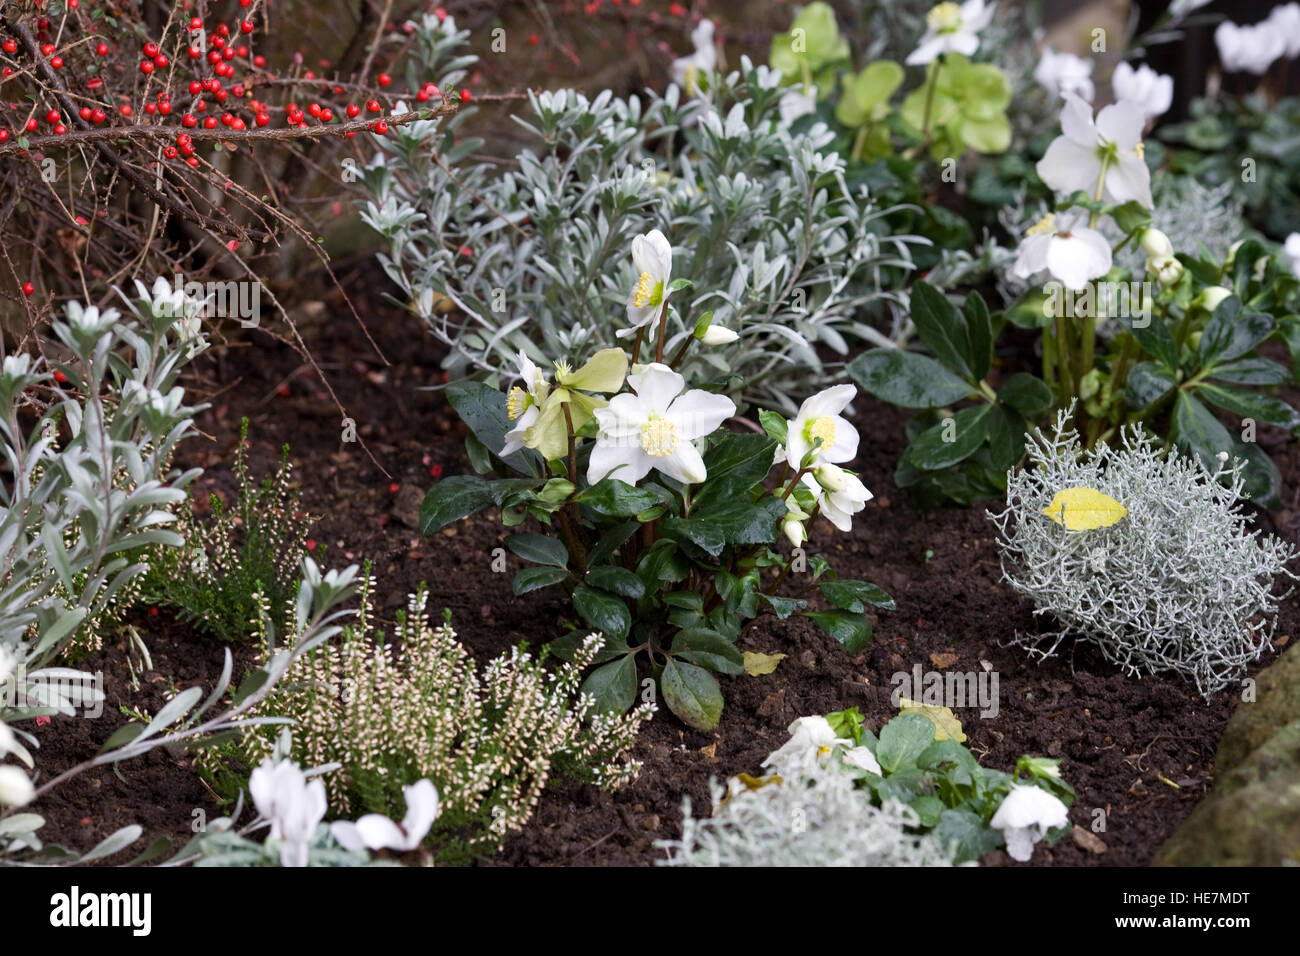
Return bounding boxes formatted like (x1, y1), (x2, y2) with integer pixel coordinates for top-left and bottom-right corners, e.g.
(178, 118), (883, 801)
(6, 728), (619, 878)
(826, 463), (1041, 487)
(669, 2), (687, 15)
(529, 34), (539, 45)
(237, 45), (249, 58)
(95, 42), (109, 56)
(79, 107), (92, 120)
(91, 109), (106, 123)
(159, 101), (171, 116)
(430, 464), (444, 478)
(372, 120), (388, 134)
(186, 156), (199, 167)
(320, 108), (333, 122)
(2, 40), (16, 54)
(217, 24), (230, 37)
(46, 110), (59, 124)
(139, 60), (154, 74)
(203, 116), (217, 129)
(87, 77), (104, 90)
(212, 36), (225, 50)
(307, 102), (321, 117)
(53, 123), (66, 134)
(145, 102), (157, 115)
(346, 103), (360, 118)
(389, 483), (400, 493)
(416, 88), (429, 102)
(21, 282), (34, 296)
(188, 46), (201, 60)
(254, 112), (269, 127)
(240, 0), (252, 6)
(377, 72), (391, 87)
(25, 118), (38, 132)
(143, 42), (159, 58)
(41, 43), (55, 56)
(253, 54), (266, 68)
(366, 99), (381, 113)
(189, 16), (203, 30)
(153, 54), (168, 68)
(232, 85), (245, 98)
(50, 56), (62, 69)
(119, 105), (132, 117)
(241, 20), (255, 34)
(164, 145), (178, 159)
(461, 88), (471, 100)
(0, 129), (8, 142)
(231, 117), (246, 130)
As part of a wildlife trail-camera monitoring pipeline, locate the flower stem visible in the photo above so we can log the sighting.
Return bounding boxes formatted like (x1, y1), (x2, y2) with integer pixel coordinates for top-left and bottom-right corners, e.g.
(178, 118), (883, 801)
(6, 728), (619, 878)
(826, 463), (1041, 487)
(921, 57), (943, 137)
(653, 302), (669, 364)
(630, 324), (646, 368)
(1089, 152), (1112, 228)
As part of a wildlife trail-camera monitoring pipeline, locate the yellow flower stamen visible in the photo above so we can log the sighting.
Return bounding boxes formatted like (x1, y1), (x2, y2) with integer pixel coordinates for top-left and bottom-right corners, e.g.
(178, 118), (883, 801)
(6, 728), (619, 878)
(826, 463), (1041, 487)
(1135, 140), (1145, 160)
(640, 417), (679, 457)
(632, 271), (654, 309)
(807, 415), (836, 452)
(817, 745), (832, 757)
(1026, 213), (1057, 236)
(506, 386), (530, 421)
(927, 2), (962, 32)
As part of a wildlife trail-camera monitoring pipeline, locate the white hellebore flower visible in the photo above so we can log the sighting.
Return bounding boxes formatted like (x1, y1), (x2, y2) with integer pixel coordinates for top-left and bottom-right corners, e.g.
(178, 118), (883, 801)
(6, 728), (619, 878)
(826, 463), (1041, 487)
(781, 497), (808, 549)
(1268, 3), (1300, 59)
(671, 19), (716, 93)
(1215, 20), (1285, 75)
(1011, 210), (1112, 291)
(781, 384), (860, 469)
(621, 229), (673, 336)
(990, 784), (1070, 862)
(1284, 233), (1300, 278)
(588, 363), (734, 486)
(906, 1), (995, 66)
(801, 465), (874, 532)
(698, 323), (738, 345)
(249, 757), (327, 868)
(1033, 48), (1095, 102)
(0, 764), (34, 807)
(1036, 93), (1153, 210)
(499, 350), (551, 457)
(762, 716), (844, 771)
(1111, 61), (1173, 120)
(331, 779), (440, 854)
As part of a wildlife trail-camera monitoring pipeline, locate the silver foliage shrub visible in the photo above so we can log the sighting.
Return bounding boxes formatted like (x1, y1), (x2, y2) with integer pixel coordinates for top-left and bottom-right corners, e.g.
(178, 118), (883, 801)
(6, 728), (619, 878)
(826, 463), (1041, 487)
(657, 761), (955, 867)
(363, 15), (919, 412)
(988, 409), (1298, 698)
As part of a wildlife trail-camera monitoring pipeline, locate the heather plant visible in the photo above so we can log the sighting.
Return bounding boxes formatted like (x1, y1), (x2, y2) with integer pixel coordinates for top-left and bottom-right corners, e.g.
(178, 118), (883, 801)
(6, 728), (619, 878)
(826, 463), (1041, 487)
(363, 15), (919, 413)
(142, 418), (312, 642)
(202, 572), (652, 863)
(421, 225), (893, 729)
(988, 409), (1299, 698)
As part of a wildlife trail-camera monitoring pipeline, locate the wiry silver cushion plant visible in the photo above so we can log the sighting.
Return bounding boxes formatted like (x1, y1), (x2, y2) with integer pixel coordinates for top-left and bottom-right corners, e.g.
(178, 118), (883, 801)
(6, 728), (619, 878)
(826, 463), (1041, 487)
(657, 759), (954, 867)
(988, 408), (1298, 698)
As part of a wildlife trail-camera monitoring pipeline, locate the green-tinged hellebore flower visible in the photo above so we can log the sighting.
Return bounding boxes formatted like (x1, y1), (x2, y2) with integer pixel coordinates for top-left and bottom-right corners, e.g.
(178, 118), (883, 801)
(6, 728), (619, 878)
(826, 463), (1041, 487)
(1139, 227), (1173, 259)
(523, 348), (629, 462)
(778, 384), (860, 468)
(500, 350), (551, 458)
(698, 323), (739, 345)
(587, 362), (734, 486)
(802, 465), (874, 532)
(1192, 286), (1232, 313)
(1146, 254), (1183, 288)
(620, 230), (673, 337)
(782, 498), (809, 549)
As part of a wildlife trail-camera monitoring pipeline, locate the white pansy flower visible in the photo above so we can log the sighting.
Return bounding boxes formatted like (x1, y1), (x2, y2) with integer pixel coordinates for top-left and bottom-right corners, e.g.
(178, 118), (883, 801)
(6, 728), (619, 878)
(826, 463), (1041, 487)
(671, 19), (716, 93)
(779, 384), (860, 469)
(620, 230), (674, 337)
(499, 350), (552, 457)
(1284, 233), (1300, 278)
(1033, 48), (1095, 102)
(331, 779), (440, 853)
(1011, 210), (1112, 291)
(800, 466), (874, 532)
(1268, 3), (1300, 59)
(762, 716), (844, 771)
(842, 745), (883, 775)
(1112, 62), (1173, 120)
(587, 363), (734, 486)
(0, 764), (35, 807)
(1036, 93), (1153, 210)
(249, 757), (327, 868)
(990, 784), (1070, 862)
(905, 1), (995, 66)
(1215, 21), (1285, 75)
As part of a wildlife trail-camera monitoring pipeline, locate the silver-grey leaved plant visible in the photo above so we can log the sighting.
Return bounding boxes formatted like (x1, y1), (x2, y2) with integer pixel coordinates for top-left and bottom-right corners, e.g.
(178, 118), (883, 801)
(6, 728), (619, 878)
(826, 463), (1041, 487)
(362, 15), (920, 412)
(988, 408), (1298, 698)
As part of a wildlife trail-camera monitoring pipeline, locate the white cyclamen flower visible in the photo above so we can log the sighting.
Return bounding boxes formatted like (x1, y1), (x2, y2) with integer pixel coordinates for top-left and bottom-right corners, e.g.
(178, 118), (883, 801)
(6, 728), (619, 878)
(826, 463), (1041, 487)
(1215, 21), (1285, 75)
(0, 764), (35, 807)
(990, 784), (1070, 862)
(1033, 48), (1095, 102)
(1111, 62), (1173, 120)
(671, 19), (716, 92)
(621, 229), (673, 336)
(780, 384), (860, 468)
(588, 363), (734, 486)
(1011, 210), (1112, 291)
(906, 1), (995, 66)
(1268, 3), (1300, 59)
(1036, 93), (1153, 210)
(1284, 233), (1300, 278)
(249, 757), (327, 868)
(499, 350), (551, 457)
(801, 466), (874, 532)
(762, 716), (844, 771)
(331, 779), (440, 853)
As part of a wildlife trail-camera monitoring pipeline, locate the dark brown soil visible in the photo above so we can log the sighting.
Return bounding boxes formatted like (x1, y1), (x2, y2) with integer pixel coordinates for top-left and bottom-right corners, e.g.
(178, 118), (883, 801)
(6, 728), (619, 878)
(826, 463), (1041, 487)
(25, 258), (1300, 866)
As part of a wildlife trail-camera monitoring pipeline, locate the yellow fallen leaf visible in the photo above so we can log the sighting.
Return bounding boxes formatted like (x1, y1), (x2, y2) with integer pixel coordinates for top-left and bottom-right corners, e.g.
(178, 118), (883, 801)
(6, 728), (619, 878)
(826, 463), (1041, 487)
(900, 697), (967, 742)
(1040, 486), (1128, 531)
(743, 652), (786, 676)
